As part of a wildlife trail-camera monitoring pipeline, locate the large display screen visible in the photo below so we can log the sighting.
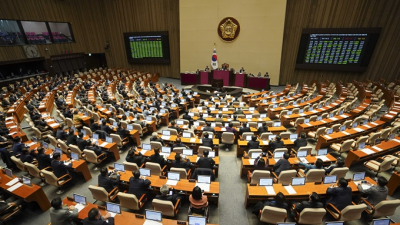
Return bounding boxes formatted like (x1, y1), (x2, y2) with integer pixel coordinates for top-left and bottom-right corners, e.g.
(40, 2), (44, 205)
(123, 31), (170, 64)
(296, 28), (381, 72)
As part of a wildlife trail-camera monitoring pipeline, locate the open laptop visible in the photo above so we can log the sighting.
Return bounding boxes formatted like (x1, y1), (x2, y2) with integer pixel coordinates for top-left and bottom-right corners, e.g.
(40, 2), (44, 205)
(106, 136), (113, 143)
(352, 122), (358, 128)
(182, 132), (191, 138)
(114, 163), (125, 172)
(291, 177), (306, 186)
(42, 142), (48, 149)
(389, 133), (396, 140)
(71, 152), (79, 161)
(326, 128), (333, 135)
(274, 151), (285, 159)
(112, 122), (118, 127)
(375, 138), (382, 145)
(166, 172), (180, 186)
(142, 143), (152, 151)
(54, 148), (63, 157)
(106, 202), (121, 216)
(208, 151), (216, 158)
(269, 135), (277, 141)
(358, 142), (366, 150)
(197, 175), (211, 184)
(304, 118), (310, 124)
(73, 193), (87, 205)
(317, 116), (322, 121)
(371, 219), (391, 225)
(324, 175), (337, 184)
(127, 125), (133, 131)
(325, 222), (344, 225)
(188, 216), (207, 225)
(183, 149), (193, 156)
(139, 168), (151, 177)
(290, 134), (298, 141)
(177, 120), (184, 125)
(297, 150), (308, 163)
(318, 148), (328, 156)
(22, 176), (32, 186)
(5, 168), (12, 178)
(161, 146), (171, 155)
(273, 122), (281, 127)
(353, 172), (366, 181)
(340, 125), (346, 132)
(249, 107), (255, 111)
(145, 210), (162, 222)
(287, 111), (292, 115)
(162, 130), (171, 137)
(246, 115), (252, 119)
(92, 133), (99, 140)
(260, 114), (267, 118)
(251, 152), (260, 159)
(259, 178), (273, 186)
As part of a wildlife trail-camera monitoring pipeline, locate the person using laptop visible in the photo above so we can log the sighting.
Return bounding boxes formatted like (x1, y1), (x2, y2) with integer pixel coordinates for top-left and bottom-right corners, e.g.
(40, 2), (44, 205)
(326, 177), (352, 211)
(150, 132), (165, 146)
(270, 135), (284, 152)
(197, 150), (215, 169)
(66, 130), (77, 146)
(291, 192), (324, 218)
(98, 167), (120, 193)
(325, 157), (345, 175)
(82, 208), (114, 225)
(253, 153), (269, 170)
(272, 153), (291, 176)
(203, 122), (215, 133)
(50, 197), (79, 225)
(247, 135), (260, 150)
(155, 184), (181, 205)
(239, 122), (251, 135)
(172, 138), (187, 148)
(76, 132), (91, 151)
(252, 192), (287, 215)
(357, 176), (388, 206)
(125, 148), (145, 167)
(257, 122), (269, 136)
(37, 147), (52, 170)
(182, 111), (192, 123)
(225, 122), (238, 134)
(150, 147), (166, 168)
(215, 114), (224, 123)
(12, 136), (25, 157)
(116, 122), (129, 140)
(295, 158), (323, 174)
(20, 148), (36, 164)
(56, 126), (68, 141)
(128, 170), (151, 199)
(189, 186), (208, 214)
(293, 133), (307, 152)
(101, 120), (113, 134)
(51, 153), (72, 178)
(168, 121), (181, 134)
(172, 153), (191, 172)
(201, 132), (213, 148)
(90, 118), (101, 133)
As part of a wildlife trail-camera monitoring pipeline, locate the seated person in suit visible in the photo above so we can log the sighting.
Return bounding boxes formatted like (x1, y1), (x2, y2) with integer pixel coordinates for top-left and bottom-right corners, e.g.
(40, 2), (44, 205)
(172, 138), (187, 148)
(264, 72), (270, 78)
(150, 132), (165, 146)
(291, 192), (324, 218)
(155, 184), (181, 205)
(150, 147), (166, 168)
(128, 170), (151, 199)
(116, 122), (129, 139)
(86, 142), (105, 158)
(247, 135), (260, 150)
(325, 157), (345, 175)
(100, 120), (113, 133)
(90, 118), (101, 132)
(50, 197), (79, 225)
(357, 176), (388, 206)
(172, 153), (191, 172)
(189, 186), (208, 214)
(272, 153), (291, 176)
(37, 147), (52, 170)
(169, 121), (181, 134)
(197, 150), (215, 169)
(63, 108), (73, 119)
(239, 122), (251, 135)
(76, 132), (91, 151)
(125, 148), (145, 167)
(51, 153), (72, 178)
(182, 111), (192, 122)
(326, 177), (352, 211)
(20, 148), (36, 164)
(72, 111), (83, 127)
(201, 132), (213, 148)
(66, 130), (77, 146)
(253, 153), (269, 170)
(293, 132), (307, 152)
(203, 122), (215, 133)
(12, 137), (25, 157)
(82, 208), (114, 225)
(258, 122), (268, 136)
(215, 114), (224, 123)
(257, 72), (262, 77)
(270, 135), (284, 152)
(98, 167), (120, 193)
(56, 126), (68, 140)
(225, 122), (238, 134)
(296, 158), (323, 174)
(252, 192), (287, 215)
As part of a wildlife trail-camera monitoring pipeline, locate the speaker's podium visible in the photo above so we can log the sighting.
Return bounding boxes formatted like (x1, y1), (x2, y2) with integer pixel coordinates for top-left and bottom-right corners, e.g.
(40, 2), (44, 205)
(212, 70), (231, 86)
(211, 79), (223, 88)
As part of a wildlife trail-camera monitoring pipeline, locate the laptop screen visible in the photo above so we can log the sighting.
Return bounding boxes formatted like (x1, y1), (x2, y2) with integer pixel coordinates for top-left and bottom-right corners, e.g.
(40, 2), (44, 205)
(22, 176), (31, 186)
(353, 172), (365, 181)
(188, 216), (207, 225)
(55, 148), (63, 156)
(259, 178), (273, 186)
(340, 125), (346, 131)
(127, 125), (133, 131)
(372, 219), (391, 225)
(269, 135), (276, 141)
(208, 151), (215, 158)
(73, 193), (86, 205)
(352, 122), (358, 128)
(5, 168), (12, 178)
(324, 175), (337, 184)
(318, 148), (328, 156)
(112, 122), (118, 127)
(326, 128), (333, 135)
(139, 168), (151, 177)
(251, 152), (260, 159)
(317, 116), (322, 121)
(249, 107), (255, 111)
(162, 130), (171, 136)
(92, 133), (99, 140)
(168, 172), (180, 181)
(297, 150), (307, 158)
(161, 147), (171, 154)
(246, 115), (252, 119)
(292, 177), (306, 186)
(358, 142), (366, 150)
(146, 116), (152, 122)
(106, 202), (121, 214)
(304, 118), (310, 124)
(142, 144), (151, 150)
(290, 134), (298, 140)
(211, 122), (216, 128)
(389, 133), (395, 140)
(71, 152), (79, 161)
(197, 175), (211, 184)
(114, 163), (125, 172)
(260, 114), (266, 118)
(42, 142), (48, 149)
(325, 222), (344, 225)
(274, 151), (285, 159)
(246, 136), (252, 141)
(375, 139), (382, 145)
(106, 136), (113, 143)
(177, 120), (184, 125)
(145, 210), (162, 222)
(182, 132), (191, 138)
(82, 130), (86, 136)
(183, 149), (193, 156)
(273, 122), (281, 127)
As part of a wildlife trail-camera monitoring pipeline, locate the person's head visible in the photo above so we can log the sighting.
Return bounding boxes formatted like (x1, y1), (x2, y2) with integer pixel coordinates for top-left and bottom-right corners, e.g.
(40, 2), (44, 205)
(133, 170), (140, 178)
(185, 111), (189, 115)
(229, 122), (233, 128)
(74, 110), (78, 115)
(300, 132), (306, 139)
(251, 135), (257, 141)
(262, 122), (267, 127)
(336, 157), (345, 167)
(51, 197), (62, 210)
(102, 120), (107, 125)
(152, 132), (158, 138)
(207, 122), (211, 127)
(122, 115), (127, 120)
(68, 129), (74, 135)
(275, 192), (285, 204)
(154, 147), (160, 154)
(58, 126), (63, 130)
(377, 176), (388, 187)
(88, 208), (101, 220)
(257, 158), (266, 167)
(37, 147), (44, 153)
(203, 150), (209, 157)
(192, 186), (203, 200)
(100, 167), (108, 176)
(90, 117), (95, 124)
(176, 138), (181, 143)
(117, 122), (122, 128)
(171, 121), (175, 126)
(276, 135), (281, 141)
(175, 153), (181, 161)
(338, 177), (348, 188)
(204, 132), (209, 138)
(309, 192), (320, 203)
(79, 132), (84, 138)
(53, 153), (61, 160)
(315, 158), (324, 169)
(22, 149), (29, 154)
(160, 184), (169, 196)
(283, 153), (289, 160)
(14, 136), (21, 143)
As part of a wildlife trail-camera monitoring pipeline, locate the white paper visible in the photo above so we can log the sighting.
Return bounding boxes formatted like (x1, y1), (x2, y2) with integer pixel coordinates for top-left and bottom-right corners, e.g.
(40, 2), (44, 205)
(6, 178), (19, 186)
(161, 136), (170, 140)
(263, 140), (269, 145)
(198, 139), (202, 143)
(392, 139), (400, 143)
(299, 157), (309, 164)
(196, 183), (210, 192)
(265, 186), (276, 195)
(371, 122), (378, 126)
(190, 138), (196, 142)
(220, 128), (226, 131)
(372, 146), (382, 151)
(361, 149), (375, 155)
(354, 128), (364, 132)
(100, 142), (108, 147)
(49, 123), (59, 127)
(165, 180), (178, 186)
(7, 182), (23, 192)
(340, 115), (347, 118)
(324, 135), (332, 139)
(364, 125), (371, 128)
(74, 203), (85, 212)
(248, 159), (255, 165)
(331, 117), (338, 121)
(320, 120), (326, 123)
(299, 113), (306, 116)
(342, 131), (350, 135)
(305, 123), (312, 126)
(140, 150), (148, 155)
(27, 142), (35, 146)
(315, 156), (330, 161)
(284, 185), (297, 194)
(312, 110), (318, 113)
(143, 220), (162, 225)
(108, 212), (116, 217)
(9, 125), (17, 129)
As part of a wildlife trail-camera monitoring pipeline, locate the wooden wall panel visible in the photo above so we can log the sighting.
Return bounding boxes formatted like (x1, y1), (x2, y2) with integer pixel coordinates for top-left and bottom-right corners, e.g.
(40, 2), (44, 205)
(279, 0), (400, 85)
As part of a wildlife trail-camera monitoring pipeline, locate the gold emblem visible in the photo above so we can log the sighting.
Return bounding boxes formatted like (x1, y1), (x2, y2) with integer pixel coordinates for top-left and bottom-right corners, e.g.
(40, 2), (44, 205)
(220, 19), (237, 39)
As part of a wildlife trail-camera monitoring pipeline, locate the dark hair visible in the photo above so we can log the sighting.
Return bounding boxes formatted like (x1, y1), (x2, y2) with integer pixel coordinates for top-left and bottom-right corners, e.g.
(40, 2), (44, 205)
(175, 153), (181, 161)
(53, 153), (61, 160)
(118, 122), (122, 128)
(338, 177), (348, 187)
(51, 197), (62, 209)
(122, 115), (127, 120)
(14, 136), (21, 143)
(262, 122), (267, 127)
(69, 130), (74, 135)
(229, 123), (233, 128)
(283, 153), (289, 159)
(133, 170), (140, 178)
(243, 122), (247, 127)
(192, 186), (203, 200)
(176, 138), (181, 143)
(275, 192), (286, 204)
(37, 147), (44, 153)
(251, 135), (257, 141)
(336, 157), (345, 167)
(315, 158), (324, 169)
(79, 132), (84, 138)
(204, 132), (209, 138)
(300, 132), (306, 139)
(257, 158), (266, 167)
(377, 176), (388, 187)
(102, 120), (107, 125)
(207, 122), (211, 127)
(171, 121), (175, 126)
(310, 192), (320, 202)
(100, 167), (108, 176)
(88, 208), (99, 220)
(154, 147), (160, 154)
(276, 135), (281, 141)
(203, 150), (209, 157)
(185, 111), (189, 115)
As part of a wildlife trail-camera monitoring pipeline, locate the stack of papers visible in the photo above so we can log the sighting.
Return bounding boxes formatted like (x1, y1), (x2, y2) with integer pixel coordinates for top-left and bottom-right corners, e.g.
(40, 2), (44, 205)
(372, 146), (383, 151)
(140, 150), (148, 155)
(165, 180), (178, 186)
(315, 156), (330, 161)
(220, 128), (226, 131)
(27, 142), (36, 146)
(299, 158), (309, 164)
(299, 113), (306, 116)
(371, 122), (378, 126)
(354, 182), (372, 190)
(49, 123), (59, 127)
(340, 115), (347, 118)
(248, 159), (255, 165)
(265, 186), (276, 195)
(284, 185), (297, 194)
(324, 135), (332, 139)
(361, 149), (375, 155)
(342, 131), (350, 135)
(311, 110), (318, 113)
(331, 117), (338, 121)
(196, 183), (210, 192)
(305, 123), (312, 126)
(364, 125), (371, 128)
(262, 140), (269, 145)
(7, 182), (23, 192)
(75, 204), (85, 212)
(161, 136), (170, 140)
(100, 142), (108, 147)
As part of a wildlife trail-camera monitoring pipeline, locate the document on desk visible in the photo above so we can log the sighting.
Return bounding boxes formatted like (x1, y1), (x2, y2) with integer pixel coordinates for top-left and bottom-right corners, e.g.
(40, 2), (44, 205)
(393, 139), (400, 143)
(364, 125), (371, 128)
(315, 156), (330, 161)
(299, 113), (306, 116)
(74, 204), (85, 212)
(140, 150), (148, 155)
(342, 131), (350, 135)
(248, 159), (255, 165)
(284, 185), (297, 194)
(161, 136), (170, 140)
(198, 139), (202, 143)
(354, 128), (364, 132)
(265, 186), (276, 195)
(196, 183), (210, 192)
(143, 220), (162, 225)
(220, 128), (226, 131)
(263, 140), (269, 145)
(7, 182), (23, 192)
(361, 149), (375, 155)
(311, 110), (318, 113)
(100, 142), (109, 147)
(354, 182), (372, 190)
(371, 122), (378, 126)
(182, 125), (188, 129)
(6, 178), (19, 186)
(190, 138), (196, 143)
(372, 146), (383, 151)
(165, 180), (178, 186)
(299, 158), (309, 164)
(331, 117), (338, 121)
(340, 115), (347, 118)
(324, 135), (332, 139)
(49, 123), (59, 127)
(27, 142), (36, 146)
(320, 120), (326, 123)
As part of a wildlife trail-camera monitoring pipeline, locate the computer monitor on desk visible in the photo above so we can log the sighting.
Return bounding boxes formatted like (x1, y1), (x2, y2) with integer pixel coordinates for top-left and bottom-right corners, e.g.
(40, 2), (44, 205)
(92, 133), (99, 140)
(139, 168), (151, 177)
(371, 219), (390, 225)
(106, 136), (113, 143)
(5, 168), (12, 178)
(324, 175), (337, 184)
(325, 222), (344, 225)
(71, 152), (79, 161)
(168, 172), (180, 181)
(291, 177), (305, 186)
(22, 176), (32, 186)
(145, 210), (162, 222)
(188, 216), (207, 225)
(162, 130), (170, 136)
(259, 178), (273, 186)
(353, 172), (365, 181)
(197, 175), (211, 184)
(318, 148), (328, 156)
(251, 152), (260, 159)
(106, 202), (121, 214)
(274, 151), (285, 159)
(114, 163), (125, 172)
(246, 136), (252, 141)
(142, 144), (151, 150)
(297, 150), (307, 158)
(161, 147), (171, 154)
(183, 149), (193, 156)
(182, 132), (191, 138)
(73, 193), (87, 205)
(127, 125), (133, 131)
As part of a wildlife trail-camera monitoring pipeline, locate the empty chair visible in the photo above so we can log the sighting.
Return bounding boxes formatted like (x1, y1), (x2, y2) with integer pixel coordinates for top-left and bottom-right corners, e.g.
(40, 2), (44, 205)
(145, 162), (166, 176)
(361, 199), (400, 218)
(48, 135), (59, 148)
(110, 134), (129, 153)
(150, 141), (162, 150)
(221, 132), (234, 151)
(70, 145), (85, 158)
(326, 203), (367, 221)
(117, 192), (146, 211)
(58, 139), (70, 154)
(330, 139), (354, 156)
(364, 157), (395, 176)
(24, 162), (47, 186)
(280, 132), (291, 139)
(298, 169), (325, 182)
(41, 170), (72, 194)
(173, 147), (184, 154)
(83, 126), (93, 137)
(342, 120), (352, 129)
(380, 127), (391, 140)
(331, 124), (341, 132)
(307, 127), (327, 141)
(259, 206), (287, 224)
(259, 132), (272, 140)
(152, 199), (181, 217)
(248, 170), (271, 184)
(272, 169), (297, 184)
(367, 132), (381, 145)
(167, 128), (179, 136)
(293, 208), (326, 225)
(289, 117), (304, 127)
(83, 149), (107, 170)
(352, 136), (369, 149)
(88, 185), (118, 203)
(132, 123), (148, 137)
(241, 132), (254, 140)
(309, 115), (318, 122)
(246, 149), (263, 158)
(328, 167), (349, 178)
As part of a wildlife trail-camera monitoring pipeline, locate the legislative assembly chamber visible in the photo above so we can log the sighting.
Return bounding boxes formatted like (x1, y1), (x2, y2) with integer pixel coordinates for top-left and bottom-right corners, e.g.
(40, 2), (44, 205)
(0, 1), (400, 225)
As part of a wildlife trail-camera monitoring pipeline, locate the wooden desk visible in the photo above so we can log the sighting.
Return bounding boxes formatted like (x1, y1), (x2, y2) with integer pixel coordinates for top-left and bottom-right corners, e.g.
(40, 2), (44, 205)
(296, 113), (351, 134)
(5, 116), (28, 142)
(0, 170), (50, 211)
(82, 136), (120, 160)
(245, 177), (376, 207)
(160, 135), (220, 155)
(387, 172), (400, 196)
(267, 94), (323, 118)
(258, 93), (306, 113)
(38, 91), (55, 113)
(236, 139), (294, 158)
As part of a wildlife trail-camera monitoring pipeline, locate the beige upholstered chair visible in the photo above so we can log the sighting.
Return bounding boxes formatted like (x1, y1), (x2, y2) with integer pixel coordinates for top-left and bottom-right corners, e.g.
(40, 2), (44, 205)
(198, 146), (212, 156)
(247, 170), (270, 184)
(293, 207), (326, 224)
(280, 132), (291, 139)
(150, 141), (162, 150)
(170, 167), (191, 180)
(259, 132), (273, 140)
(272, 169), (297, 184)
(307, 127), (327, 141)
(167, 128), (179, 136)
(241, 132), (253, 140)
(361, 199), (400, 218)
(380, 127), (391, 140)
(118, 192), (146, 211)
(83, 149), (107, 170)
(41, 170), (72, 194)
(123, 162), (139, 172)
(48, 135), (59, 148)
(110, 134), (129, 153)
(326, 203), (367, 221)
(364, 157), (395, 176)
(88, 185), (118, 203)
(259, 206), (287, 224)
(152, 199), (181, 217)
(298, 169), (325, 182)
(221, 132), (235, 151)
(133, 123), (148, 137)
(289, 117), (304, 127)
(246, 149), (262, 157)
(83, 126), (93, 137)
(57, 139), (71, 154)
(293, 146), (312, 155)
(145, 162), (166, 176)
(328, 167), (349, 179)
(330, 139), (354, 156)
(10, 156), (28, 173)
(352, 136), (369, 149)
(173, 147), (184, 154)
(367, 132), (381, 145)
(70, 145), (85, 158)
(65, 118), (74, 128)
(24, 162), (47, 186)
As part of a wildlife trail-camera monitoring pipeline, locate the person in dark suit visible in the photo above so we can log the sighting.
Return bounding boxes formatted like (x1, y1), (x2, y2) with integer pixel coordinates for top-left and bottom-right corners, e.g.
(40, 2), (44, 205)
(169, 121), (181, 134)
(98, 167), (120, 193)
(172, 153), (191, 172)
(150, 132), (165, 146)
(66, 130), (77, 146)
(258, 122), (269, 136)
(51, 153), (72, 178)
(150, 147), (166, 168)
(357, 176), (388, 206)
(197, 150), (215, 169)
(63, 108), (73, 119)
(125, 148), (145, 167)
(12, 137), (25, 157)
(203, 122), (215, 133)
(116, 122), (129, 139)
(293, 132), (307, 152)
(37, 147), (52, 170)
(291, 192), (324, 218)
(247, 135), (260, 150)
(20, 148), (36, 163)
(270, 135), (284, 152)
(56, 126), (68, 140)
(155, 184), (181, 205)
(182, 111), (192, 122)
(253, 153), (269, 170)
(101, 120), (113, 134)
(128, 170), (151, 199)
(86, 142), (104, 157)
(325, 157), (345, 175)
(326, 178), (352, 211)
(50, 197), (79, 225)
(252, 192), (287, 215)
(172, 138), (187, 148)
(201, 132), (213, 148)
(90, 118), (101, 132)
(272, 153), (291, 176)
(82, 208), (114, 225)
(76, 132), (91, 151)
(239, 123), (251, 135)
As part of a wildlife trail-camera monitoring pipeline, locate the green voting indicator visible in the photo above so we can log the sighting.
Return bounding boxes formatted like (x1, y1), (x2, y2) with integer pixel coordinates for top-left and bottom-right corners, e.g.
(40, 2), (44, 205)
(129, 36), (163, 59)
